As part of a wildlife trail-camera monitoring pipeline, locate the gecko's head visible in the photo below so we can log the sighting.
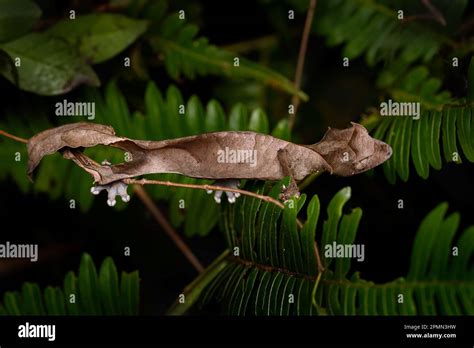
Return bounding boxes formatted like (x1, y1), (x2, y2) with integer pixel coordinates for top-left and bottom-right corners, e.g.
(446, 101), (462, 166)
(311, 122), (392, 177)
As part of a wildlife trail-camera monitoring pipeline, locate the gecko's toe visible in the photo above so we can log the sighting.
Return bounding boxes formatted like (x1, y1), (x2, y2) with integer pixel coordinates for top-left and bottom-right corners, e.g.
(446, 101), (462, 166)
(209, 179), (241, 204)
(214, 192), (223, 204)
(227, 193), (236, 204)
(121, 195), (130, 202)
(225, 190), (240, 204)
(116, 181), (130, 202)
(90, 186), (104, 195)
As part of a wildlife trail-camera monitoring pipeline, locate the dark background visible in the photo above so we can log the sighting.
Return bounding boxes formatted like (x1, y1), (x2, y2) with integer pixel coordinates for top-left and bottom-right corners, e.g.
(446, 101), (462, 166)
(1, 0), (473, 315)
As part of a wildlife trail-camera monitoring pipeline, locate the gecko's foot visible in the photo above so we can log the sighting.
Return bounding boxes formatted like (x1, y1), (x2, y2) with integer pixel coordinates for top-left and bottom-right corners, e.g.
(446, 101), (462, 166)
(279, 181), (300, 202)
(207, 179), (241, 204)
(91, 181), (130, 207)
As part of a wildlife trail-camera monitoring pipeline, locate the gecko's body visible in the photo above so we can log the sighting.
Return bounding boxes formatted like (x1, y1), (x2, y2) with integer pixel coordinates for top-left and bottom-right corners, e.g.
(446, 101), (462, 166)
(27, 122), (392, 205)
(121, 131), (325, 181)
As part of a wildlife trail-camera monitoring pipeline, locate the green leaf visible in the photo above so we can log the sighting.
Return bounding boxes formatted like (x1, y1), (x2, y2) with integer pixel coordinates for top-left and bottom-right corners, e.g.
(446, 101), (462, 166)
(99, 257), (121, 315)
(205, 99), (226, 132)
(281, 198), (303, 272)
(63, 271), (79, 315)
(228, 103), (249, 131)
(120, 271), (139, 315)
(21, 283), (45, 315)
(457, 107), (474, 162)
(47, 14), (148, 64)
(0, 33), (99, 95)
(0, 0), (41, 42)
(186, 95), (205, 134)
(3, 292), (22, 315)
(166, 85), (185, 137)
(428, 111), (443, 170)
(248, 108), (269, 133)
(78, 253), (102, 315)
(407, 203), (448, 281)
(300, 195), (320, 276)
(321, 187), (351, 267)
(335, 208), (362, 280)
(0, 253), (140, 316)
(397, 116), (413, 181)
(149, 12), (307, 100)
(271, 119), (291, 141)
(44, 287), (66, 315)
(411, 117), (429, 179)
(144, 81), (165, 140)
(468, 57), (474, 102)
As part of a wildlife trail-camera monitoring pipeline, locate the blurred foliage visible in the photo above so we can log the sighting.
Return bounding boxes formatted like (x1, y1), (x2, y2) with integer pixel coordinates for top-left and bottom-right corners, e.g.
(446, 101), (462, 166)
(146, 5), (307, 99)
(0, 0), (473, 316)
(311, 0), (469, 108)
(0, 253), (139, 315)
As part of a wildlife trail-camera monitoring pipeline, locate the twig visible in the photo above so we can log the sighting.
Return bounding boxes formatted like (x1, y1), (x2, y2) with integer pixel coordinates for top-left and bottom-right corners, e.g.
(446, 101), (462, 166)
(421, 0), (446, 26)
(0, 130), (28, 144)
(126, 178), (287, 210)
(167, 250), (231, 315)
(401, 0), (446, 27)
(134, 185), (204, 273)
(288, 0), (317, 131)
(127, 178), (325, 272)
(458, 15), (474, 36)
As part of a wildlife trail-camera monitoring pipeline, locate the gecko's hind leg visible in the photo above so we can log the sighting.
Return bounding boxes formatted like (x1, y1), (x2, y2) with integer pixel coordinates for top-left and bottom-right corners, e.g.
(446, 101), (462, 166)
(277, 148), (300, 201)
(207, 179), (241, 204)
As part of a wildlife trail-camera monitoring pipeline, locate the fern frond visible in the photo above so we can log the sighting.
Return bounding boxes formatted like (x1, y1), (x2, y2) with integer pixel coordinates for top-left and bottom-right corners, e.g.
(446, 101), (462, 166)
(369, 105), (474, 183)
(315, 0), (465, 108)
(0, 82), (288, 236)
(147, 8), (307, 100)
(172, 185), (473, 315)
(0, 253), (139, 315)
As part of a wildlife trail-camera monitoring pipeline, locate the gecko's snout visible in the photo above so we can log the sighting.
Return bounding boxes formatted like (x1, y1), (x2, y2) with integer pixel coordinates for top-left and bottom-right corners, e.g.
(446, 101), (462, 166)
(386, 143), (393, 158)
(376, 139), (392, 160)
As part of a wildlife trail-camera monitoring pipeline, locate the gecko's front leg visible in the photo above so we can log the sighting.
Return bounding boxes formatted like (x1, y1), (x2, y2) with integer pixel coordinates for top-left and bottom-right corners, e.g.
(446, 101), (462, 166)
(91, 181), (130, 207)
(90, 160), (130, 207)
(207, 179), (241, 204)
(277, 148), (301, 201)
